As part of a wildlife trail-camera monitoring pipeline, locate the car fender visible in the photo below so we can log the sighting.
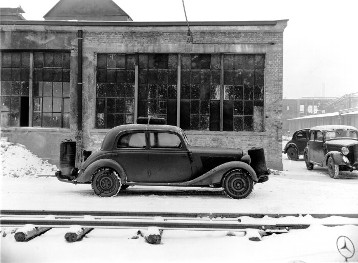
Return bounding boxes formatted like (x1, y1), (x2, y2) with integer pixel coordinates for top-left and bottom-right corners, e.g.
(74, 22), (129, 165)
(283, 142), (297, 153)
(181, 161), (258, 186)
(76, 159), (127, 184)
(325, 151), (344, 166)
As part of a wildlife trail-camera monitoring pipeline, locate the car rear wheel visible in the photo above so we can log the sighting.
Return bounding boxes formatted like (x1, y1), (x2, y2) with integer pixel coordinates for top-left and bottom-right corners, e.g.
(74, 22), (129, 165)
(222, 169), (253, 199)
(287, 147), (299, 160)
(327, 157), (339, 179)
(92, 168), (121, 197)
(304, 152), (314, 170)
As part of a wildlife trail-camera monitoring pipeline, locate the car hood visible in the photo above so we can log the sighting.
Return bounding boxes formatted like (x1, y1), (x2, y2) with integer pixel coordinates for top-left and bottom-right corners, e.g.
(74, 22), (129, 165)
(325, 139), (358, 147)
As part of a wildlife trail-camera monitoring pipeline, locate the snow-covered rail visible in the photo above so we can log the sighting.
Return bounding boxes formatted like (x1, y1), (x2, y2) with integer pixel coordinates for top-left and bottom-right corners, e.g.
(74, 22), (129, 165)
(1, 210), (358, 230)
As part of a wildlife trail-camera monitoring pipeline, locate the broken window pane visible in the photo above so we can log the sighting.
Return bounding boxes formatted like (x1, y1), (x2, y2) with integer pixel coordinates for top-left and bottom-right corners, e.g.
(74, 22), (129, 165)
(32, 112), (41, 126)
(1, 96), (11, 111)
(9, 111), (20, 126)
(244, 85), (254, 101)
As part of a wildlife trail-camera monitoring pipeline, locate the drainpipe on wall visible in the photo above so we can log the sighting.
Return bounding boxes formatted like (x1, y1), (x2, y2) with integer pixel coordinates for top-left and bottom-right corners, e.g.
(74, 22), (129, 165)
(75, 30), (84, 165)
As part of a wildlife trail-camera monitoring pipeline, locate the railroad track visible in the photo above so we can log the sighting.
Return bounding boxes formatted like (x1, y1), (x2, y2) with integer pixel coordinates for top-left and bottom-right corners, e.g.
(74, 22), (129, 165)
(1, 210), (358, 243)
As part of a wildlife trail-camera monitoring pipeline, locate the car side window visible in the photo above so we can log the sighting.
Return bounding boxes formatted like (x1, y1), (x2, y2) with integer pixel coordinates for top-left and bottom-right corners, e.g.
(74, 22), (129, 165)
(149, 132), (182, 148)
(316, 131), (323, 141)
(117, 132), (146, 148)
(296, 131), (306, 141)
(310, 131), (315, 140)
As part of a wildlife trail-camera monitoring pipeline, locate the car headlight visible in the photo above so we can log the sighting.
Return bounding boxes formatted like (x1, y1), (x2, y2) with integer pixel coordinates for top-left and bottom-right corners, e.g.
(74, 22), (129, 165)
(341, 147), (349, 155)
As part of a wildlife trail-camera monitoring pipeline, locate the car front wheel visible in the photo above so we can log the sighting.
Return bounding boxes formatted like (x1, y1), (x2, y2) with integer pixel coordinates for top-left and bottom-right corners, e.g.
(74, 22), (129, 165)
(327, 157), (339, 179)
(92, 168), (121, 197)
(222, 169), (253, 199)
(304, 152), (314, 170)
(287, 147), (299, 160)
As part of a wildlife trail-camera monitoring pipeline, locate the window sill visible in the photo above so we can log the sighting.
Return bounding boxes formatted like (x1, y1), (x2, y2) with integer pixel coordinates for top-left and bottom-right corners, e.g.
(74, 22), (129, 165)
(1, 127), (71, 133)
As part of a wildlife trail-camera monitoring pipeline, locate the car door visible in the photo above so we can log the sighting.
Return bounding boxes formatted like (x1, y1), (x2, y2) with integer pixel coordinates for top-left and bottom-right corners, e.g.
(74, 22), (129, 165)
(146, 131), (192, 183)
(311, 130), (325, 165)
(113, 131), (148, 182)
(295, 130), (309, 154)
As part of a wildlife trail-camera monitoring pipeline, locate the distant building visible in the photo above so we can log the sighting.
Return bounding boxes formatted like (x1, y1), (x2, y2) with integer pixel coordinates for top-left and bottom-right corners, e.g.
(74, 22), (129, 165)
(322, 92), (358, 113)
(43, 0), (132, 21)
(283, 97), (336, 133)
(286, 93), (358, 132)
(0, 7), (25, 21)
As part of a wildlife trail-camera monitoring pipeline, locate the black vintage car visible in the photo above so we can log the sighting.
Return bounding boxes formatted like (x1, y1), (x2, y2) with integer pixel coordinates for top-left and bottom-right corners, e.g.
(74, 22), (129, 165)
(56, 118), (269, 199)
(304, 125), (358, 178)
(283, 128), (310, 160)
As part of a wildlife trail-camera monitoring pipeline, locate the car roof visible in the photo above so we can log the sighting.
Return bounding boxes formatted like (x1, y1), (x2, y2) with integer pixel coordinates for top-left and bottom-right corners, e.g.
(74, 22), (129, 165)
(101, 124), (184, 150)
(310, 125), (358, 131)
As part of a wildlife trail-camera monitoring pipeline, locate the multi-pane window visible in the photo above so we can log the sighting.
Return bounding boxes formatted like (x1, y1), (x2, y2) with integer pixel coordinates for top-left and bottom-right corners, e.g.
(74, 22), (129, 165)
(1, 52), (30, 127)
(138, 54), (177, 126)
(180, 54), (221, 130)
(223, 54), (265, 131)
(1, 51), (70, 128)
(33, 52), (70, 127)
(95, 53), (265, 132)
(96, 54), (135, 128)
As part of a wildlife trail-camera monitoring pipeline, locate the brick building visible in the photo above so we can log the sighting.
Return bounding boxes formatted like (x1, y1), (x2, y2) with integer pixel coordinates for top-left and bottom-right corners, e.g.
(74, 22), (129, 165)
(0, 0), (288, 170)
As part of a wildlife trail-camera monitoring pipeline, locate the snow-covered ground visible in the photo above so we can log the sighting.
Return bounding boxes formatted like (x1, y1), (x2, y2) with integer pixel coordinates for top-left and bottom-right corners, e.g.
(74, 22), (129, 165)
(1, 140), (358, 262)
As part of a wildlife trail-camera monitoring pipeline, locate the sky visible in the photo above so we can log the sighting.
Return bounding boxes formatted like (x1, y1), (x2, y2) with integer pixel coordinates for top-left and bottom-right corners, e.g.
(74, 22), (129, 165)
(1, 0), (357, 99)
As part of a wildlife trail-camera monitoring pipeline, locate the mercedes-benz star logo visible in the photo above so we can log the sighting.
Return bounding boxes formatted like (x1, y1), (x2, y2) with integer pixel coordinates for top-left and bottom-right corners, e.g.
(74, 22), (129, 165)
(336, 236), (355, 261)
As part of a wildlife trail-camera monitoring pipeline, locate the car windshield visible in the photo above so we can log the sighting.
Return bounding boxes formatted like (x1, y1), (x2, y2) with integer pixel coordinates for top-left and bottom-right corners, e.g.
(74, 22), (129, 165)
(325, 129), (358, 140)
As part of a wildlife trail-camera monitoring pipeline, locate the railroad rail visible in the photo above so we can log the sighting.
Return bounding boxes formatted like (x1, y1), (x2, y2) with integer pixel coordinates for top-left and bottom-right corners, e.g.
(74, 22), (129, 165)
(1, 210), (358, 243)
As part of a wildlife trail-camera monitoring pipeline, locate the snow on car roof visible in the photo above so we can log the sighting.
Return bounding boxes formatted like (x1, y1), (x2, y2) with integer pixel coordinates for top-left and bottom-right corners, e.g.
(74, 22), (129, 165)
(310, 125), (358, 131)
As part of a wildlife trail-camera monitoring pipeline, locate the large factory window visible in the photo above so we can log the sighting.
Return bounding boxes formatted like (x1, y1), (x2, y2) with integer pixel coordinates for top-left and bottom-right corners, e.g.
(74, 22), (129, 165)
(96, 54), (135, 128)
(95, 53), (265, 132)
(33, 52), (70, 128)
(137, 54), (177, 126)
(1, 51), (70, 128)
(1, 52), (30, 127)
(180, 54), (221, 130)
(223, 54), (265, 132)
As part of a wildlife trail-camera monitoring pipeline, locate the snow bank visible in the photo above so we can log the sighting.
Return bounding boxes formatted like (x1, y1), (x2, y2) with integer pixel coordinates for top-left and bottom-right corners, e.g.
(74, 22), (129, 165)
(0, 139), (58, 178)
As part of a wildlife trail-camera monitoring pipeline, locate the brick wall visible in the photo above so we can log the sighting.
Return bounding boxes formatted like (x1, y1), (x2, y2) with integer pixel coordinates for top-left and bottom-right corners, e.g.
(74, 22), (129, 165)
(1, 20), (287, 170)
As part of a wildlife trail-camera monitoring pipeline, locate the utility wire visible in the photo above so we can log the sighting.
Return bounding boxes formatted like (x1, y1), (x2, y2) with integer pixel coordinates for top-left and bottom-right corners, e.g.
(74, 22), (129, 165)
(181, 0), (193, 43)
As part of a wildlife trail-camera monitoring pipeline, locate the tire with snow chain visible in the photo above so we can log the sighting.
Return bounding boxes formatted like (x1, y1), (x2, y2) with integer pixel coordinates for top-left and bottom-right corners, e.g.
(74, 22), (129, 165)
(222, 169), (253, 199)
(91, 168), (121, 197)
(287, 147), (299, 160)
(327, 156), (339, 179)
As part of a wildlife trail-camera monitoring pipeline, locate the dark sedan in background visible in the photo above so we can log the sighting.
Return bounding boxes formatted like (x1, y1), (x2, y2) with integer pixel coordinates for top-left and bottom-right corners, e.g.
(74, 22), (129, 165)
(304, 125), (358, 178)
(283, 128), (310, 160)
